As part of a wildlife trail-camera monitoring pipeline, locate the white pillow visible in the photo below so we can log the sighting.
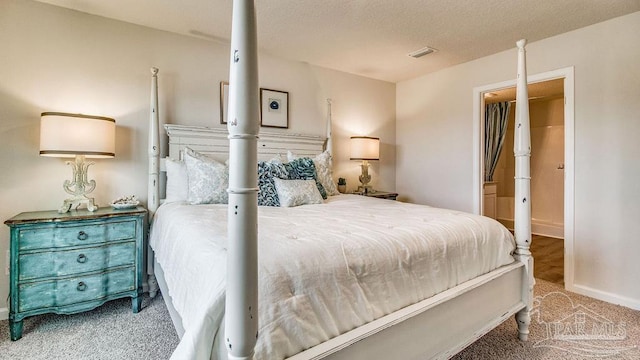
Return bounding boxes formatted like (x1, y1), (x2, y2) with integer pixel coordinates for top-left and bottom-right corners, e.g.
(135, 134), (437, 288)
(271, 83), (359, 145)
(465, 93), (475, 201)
(165, 158), (188, 203)
(287, 150), (340, 196)
(273, 178), (323, 207)
(184, 147), (229, 205)
(269, 153), (287, 164)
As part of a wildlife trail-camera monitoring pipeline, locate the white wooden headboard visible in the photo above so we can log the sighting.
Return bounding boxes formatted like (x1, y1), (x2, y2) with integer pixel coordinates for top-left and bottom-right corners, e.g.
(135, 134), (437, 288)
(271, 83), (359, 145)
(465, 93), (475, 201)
(164, 124), (326, 162)
(154, 124), (327, 204)
(148, 67), (334, 216)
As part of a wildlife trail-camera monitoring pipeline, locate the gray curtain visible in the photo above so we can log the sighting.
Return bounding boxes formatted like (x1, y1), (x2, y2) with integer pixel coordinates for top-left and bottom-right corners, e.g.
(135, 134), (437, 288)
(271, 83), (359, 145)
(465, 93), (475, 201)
(484, 101), (511, 182)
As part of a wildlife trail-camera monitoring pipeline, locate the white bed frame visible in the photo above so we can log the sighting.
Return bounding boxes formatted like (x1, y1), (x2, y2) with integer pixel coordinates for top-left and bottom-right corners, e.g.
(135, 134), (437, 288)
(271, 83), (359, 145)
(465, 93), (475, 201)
(146, 2), (534, 359)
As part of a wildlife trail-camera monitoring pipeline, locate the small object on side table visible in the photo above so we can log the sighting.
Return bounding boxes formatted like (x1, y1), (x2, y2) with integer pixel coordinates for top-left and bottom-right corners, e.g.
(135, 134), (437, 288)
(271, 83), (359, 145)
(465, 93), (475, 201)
(110, 195), (140, 209)
(4, 206), (147, 341)
(355, 190), (398, 201)
(337, 178), (347, 193)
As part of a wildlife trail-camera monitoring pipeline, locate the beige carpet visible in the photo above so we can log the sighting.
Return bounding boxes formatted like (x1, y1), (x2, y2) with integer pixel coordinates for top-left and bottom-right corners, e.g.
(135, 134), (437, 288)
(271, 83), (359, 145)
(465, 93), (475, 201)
(0, 294), (179, 360)
(454, 279), (640, 359)
(1, 280), (638, 359)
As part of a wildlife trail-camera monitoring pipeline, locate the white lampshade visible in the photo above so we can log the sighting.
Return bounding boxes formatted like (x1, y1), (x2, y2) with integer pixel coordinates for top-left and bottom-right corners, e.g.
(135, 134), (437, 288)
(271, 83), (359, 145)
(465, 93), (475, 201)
(40, 112), (116, 158)
(350, 136), (380, 160)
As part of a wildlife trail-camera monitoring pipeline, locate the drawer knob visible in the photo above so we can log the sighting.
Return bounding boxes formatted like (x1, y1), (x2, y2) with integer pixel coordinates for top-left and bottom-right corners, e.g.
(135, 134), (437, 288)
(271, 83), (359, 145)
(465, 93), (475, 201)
(77, 282), (87, 291)
(77, 231), (88, 241)
(77, 254), (87, 263)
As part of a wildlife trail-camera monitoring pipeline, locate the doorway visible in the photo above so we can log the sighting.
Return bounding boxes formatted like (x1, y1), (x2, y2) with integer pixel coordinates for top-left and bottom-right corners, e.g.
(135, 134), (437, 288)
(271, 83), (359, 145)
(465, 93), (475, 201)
(486, 79), (565, 284)
(489, 80), (565, 235)
(472, 67), (575, 290)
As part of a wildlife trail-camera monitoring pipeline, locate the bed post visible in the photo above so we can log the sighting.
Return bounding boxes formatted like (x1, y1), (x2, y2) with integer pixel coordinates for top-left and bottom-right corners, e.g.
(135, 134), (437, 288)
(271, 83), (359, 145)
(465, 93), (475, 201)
(226, 0), (260, 359)
(147, 67), (160, 298)
(513, 39), (534, 341)
(325, 99), (333, 153)
(148, 67), (160, 215)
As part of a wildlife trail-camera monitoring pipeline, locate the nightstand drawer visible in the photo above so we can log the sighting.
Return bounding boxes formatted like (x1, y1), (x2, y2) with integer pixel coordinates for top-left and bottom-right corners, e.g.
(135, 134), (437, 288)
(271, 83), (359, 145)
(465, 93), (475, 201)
(18, 242), (136, 281)
(18, 267), (135, 312)
(18, 220), (137, 251)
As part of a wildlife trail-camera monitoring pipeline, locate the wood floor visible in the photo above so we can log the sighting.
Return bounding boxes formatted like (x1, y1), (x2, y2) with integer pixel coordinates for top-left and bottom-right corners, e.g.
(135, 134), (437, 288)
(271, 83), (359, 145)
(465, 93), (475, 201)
(530, 234), (564, 284)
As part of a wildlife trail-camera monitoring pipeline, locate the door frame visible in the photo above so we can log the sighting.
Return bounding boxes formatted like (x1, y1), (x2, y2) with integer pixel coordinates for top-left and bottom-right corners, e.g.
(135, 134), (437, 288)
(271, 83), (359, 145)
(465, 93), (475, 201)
(472, 66), (575, 291)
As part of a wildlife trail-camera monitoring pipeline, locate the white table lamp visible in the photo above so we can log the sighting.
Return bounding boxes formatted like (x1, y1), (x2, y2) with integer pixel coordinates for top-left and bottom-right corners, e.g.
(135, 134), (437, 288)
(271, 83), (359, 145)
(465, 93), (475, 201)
(40, 112), (116, 213)
(350, 136), (379, 193)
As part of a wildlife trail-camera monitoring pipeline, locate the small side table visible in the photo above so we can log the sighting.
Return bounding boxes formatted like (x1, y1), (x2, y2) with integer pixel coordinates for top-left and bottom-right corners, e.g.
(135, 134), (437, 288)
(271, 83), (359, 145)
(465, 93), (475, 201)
(4, 206), (146, 340)
(355, 190), (398, 200)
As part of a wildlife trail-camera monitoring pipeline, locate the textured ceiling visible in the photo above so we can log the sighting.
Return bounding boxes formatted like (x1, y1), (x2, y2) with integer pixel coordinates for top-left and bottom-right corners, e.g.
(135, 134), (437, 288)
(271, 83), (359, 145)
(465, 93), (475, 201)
(34, 0), (640, 83)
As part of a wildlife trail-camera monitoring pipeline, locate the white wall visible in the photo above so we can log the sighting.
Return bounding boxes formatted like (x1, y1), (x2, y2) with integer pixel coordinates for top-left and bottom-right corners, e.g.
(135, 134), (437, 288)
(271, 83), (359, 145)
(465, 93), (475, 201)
(0, 0), (395, 317)
(397, 12), (640, 308)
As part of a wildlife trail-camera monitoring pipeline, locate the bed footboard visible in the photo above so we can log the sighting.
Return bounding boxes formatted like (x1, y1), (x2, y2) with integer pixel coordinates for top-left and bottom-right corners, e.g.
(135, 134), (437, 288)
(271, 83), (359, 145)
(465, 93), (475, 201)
(288, 263), (526, 360)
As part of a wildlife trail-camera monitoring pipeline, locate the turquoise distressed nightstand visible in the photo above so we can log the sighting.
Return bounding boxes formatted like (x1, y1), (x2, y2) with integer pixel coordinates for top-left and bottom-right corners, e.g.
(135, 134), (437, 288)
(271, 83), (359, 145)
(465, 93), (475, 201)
(4, 206), (146, 340)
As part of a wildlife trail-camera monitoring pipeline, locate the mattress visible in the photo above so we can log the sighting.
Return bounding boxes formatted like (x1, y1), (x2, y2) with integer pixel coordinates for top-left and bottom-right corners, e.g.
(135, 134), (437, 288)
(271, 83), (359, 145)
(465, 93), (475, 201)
(149, 194), (515, 360)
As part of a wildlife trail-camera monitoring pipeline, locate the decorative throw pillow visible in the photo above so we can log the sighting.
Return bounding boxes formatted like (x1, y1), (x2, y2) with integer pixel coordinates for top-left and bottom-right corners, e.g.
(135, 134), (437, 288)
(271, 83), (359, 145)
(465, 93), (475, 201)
(288, 150), (339, 196)
(257, 160), (289, 206)
(284, 157), (327, 199)
(184, 147), (229, 205)
(165, 158), (188, 203)
(270, 153), (287, 164)
(274, 178), (323, 207)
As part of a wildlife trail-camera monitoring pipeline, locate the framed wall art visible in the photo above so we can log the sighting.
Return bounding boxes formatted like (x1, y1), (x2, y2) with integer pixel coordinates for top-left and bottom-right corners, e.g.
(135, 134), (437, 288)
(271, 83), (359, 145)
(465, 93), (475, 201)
(260, 88), (288, 128)
(220, 81), (229, 124)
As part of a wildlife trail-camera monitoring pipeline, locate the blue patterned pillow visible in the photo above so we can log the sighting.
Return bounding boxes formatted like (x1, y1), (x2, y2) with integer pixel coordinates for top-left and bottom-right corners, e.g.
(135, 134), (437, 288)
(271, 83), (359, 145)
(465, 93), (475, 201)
(285, 157), (327, 199)
(258, 161), (289, 206)
(288, 150), (339, 196)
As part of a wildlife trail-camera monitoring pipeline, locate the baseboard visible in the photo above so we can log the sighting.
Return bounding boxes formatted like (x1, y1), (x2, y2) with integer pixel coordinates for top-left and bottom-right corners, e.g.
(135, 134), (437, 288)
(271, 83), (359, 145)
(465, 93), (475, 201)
(568, 283), (640, 311)
(497, 218), (563, 239)
(531, 222), (563, 239)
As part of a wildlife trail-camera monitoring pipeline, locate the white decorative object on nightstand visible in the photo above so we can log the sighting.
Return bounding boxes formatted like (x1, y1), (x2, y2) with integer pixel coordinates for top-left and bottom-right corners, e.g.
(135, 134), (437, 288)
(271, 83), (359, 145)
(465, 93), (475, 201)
(110, 195), (140, 210)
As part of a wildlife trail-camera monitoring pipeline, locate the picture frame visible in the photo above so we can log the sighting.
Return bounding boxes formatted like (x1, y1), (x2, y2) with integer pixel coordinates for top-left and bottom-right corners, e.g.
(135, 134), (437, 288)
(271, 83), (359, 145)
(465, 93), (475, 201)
(220, 81), (229, 124)
(260, 88), (288, 128)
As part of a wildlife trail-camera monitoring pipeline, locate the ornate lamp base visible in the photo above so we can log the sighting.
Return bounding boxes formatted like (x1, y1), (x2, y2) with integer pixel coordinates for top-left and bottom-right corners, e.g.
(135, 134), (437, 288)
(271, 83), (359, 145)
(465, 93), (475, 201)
(59, 195), (98, 213)
(58, 155), (99, 213)
(357, 160), (374, 194)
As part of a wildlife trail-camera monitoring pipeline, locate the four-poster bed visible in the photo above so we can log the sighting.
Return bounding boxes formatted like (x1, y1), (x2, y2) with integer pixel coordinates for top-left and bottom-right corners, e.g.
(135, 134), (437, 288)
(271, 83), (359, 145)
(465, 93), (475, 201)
(146, 1), (534, 359)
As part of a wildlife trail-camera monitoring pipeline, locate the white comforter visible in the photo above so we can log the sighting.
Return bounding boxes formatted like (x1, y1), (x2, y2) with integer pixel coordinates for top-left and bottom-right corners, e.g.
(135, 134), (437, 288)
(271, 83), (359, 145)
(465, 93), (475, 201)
(150, 195), (515, 360)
